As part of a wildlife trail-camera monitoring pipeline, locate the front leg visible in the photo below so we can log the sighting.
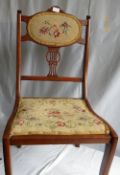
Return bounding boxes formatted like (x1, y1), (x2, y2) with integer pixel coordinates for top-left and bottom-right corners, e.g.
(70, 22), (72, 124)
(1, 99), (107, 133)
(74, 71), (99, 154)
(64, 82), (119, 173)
(3, 138), (12, 175)
(99, 137), (118, 175)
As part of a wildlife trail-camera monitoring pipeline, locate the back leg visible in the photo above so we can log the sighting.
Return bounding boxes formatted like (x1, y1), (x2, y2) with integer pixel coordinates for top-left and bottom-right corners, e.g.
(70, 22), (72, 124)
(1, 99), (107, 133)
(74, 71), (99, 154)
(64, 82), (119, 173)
(74, 144), (80, 147)
(16, 145), (22, 148)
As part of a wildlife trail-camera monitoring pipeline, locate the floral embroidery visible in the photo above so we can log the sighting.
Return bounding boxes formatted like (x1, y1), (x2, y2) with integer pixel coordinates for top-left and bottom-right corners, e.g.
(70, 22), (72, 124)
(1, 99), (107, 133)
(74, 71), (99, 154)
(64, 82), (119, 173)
(94, 118), (102, 125)
(73, 105), (86, 112)
(16, 118), (24, 126)
(57, 121), (66, 127)
(39, 21), (71, 38)
(10, 98), (110, 136)
(48, 110), (62, 118)
(48, 110), (61, 115)
(39, 26), (49, 34)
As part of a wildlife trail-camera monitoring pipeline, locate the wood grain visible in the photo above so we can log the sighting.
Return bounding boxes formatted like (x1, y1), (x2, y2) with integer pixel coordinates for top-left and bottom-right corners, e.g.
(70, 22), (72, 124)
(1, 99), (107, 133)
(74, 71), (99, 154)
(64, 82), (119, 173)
(21, 75), (83, 82)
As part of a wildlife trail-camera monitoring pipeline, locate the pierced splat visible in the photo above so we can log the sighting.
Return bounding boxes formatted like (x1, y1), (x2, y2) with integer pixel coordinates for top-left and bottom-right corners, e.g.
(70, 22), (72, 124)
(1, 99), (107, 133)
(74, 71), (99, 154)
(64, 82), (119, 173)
(46, 47), (60, 77)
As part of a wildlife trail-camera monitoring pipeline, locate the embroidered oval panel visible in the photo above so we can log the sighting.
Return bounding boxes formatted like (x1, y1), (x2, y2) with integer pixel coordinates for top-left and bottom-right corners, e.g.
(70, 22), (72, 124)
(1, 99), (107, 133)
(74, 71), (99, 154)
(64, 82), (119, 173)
(27, 12), (82, 47)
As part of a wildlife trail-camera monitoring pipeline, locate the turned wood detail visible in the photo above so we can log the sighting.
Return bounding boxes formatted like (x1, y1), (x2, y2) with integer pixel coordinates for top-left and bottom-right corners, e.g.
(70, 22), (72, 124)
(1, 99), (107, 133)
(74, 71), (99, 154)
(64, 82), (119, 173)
(46, 47), (60, 77)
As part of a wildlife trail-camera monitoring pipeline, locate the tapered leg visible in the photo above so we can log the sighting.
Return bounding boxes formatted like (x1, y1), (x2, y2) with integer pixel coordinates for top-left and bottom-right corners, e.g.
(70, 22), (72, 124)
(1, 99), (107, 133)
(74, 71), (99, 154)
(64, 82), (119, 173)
(99, 137), (118, 175)
(3, 138), (12, 175)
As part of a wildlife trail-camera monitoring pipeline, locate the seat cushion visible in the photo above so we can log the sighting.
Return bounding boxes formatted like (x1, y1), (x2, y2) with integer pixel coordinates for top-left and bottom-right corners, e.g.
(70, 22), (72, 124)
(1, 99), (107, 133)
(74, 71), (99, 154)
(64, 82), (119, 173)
(10, 98), (110, 136)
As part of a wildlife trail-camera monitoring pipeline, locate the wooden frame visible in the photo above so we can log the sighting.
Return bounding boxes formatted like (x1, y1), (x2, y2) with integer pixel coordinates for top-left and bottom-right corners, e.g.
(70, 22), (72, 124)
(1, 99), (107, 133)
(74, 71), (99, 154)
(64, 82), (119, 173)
(3, 6), (118, 175)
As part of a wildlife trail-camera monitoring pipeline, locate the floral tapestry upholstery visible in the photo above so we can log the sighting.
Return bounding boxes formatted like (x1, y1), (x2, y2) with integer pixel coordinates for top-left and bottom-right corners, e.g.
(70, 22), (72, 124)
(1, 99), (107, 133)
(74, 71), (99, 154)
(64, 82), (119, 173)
(27, 12), (82, 46)
(10, 98), (110, 136)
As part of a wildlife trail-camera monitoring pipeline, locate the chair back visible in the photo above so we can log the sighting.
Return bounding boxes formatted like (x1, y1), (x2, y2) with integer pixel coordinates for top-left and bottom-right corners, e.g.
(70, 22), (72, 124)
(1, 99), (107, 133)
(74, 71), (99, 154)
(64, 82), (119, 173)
(16, 6), (90, 100)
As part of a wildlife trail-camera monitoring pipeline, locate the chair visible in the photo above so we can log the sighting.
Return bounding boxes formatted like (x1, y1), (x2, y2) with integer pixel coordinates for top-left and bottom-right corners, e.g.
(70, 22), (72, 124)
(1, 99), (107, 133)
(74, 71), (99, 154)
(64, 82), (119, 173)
(3, 6), (118, 175)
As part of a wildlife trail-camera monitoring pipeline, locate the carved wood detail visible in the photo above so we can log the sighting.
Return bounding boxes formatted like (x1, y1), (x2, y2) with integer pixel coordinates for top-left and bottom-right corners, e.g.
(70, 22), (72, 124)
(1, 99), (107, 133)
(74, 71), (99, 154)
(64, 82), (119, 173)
(46, 47), (60, 77)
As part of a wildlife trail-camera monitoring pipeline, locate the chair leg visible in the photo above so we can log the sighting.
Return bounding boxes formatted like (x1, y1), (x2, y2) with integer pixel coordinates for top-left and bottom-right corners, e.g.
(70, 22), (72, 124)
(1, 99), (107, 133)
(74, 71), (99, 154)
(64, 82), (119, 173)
(3, 138), (12, 175)
(99, 137), (118, 175)
(74, 144), (80, 147)
(16, 145), (21, 148)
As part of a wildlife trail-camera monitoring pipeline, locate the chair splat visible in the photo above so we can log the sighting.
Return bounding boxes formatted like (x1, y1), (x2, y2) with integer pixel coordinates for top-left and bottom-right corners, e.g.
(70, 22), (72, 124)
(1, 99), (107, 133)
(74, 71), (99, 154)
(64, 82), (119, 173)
(46, 47), (60, 77)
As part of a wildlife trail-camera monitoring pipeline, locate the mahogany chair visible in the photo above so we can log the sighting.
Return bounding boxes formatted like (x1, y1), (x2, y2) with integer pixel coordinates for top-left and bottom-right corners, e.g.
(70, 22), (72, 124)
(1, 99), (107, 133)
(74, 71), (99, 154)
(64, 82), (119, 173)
(3, 6), (118, 175)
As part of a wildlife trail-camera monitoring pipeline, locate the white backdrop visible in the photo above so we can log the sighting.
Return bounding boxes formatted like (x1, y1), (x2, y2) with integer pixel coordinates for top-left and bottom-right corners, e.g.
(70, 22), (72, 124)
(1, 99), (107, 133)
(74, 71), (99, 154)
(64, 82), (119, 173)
(0, 0), (120, 156)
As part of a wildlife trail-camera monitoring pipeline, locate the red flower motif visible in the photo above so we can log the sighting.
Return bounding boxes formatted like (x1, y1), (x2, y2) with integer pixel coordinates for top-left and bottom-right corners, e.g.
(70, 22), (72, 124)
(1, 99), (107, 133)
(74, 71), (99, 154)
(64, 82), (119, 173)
(56, 121), (65, 127)
(16, 119), (24, 126)
(49, 111), (61, 115)
(48, 110), (61, 118)
(94, 119), (102, 125)
(53, 29), (60, 38)
(39, 20), (71, 38)
(39, 26), (49, 34)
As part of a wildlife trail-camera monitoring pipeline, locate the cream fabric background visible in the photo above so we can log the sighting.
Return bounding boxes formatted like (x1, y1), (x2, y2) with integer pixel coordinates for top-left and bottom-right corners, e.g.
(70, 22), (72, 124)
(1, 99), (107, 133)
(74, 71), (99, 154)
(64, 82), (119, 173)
(0, 0), (120, 156)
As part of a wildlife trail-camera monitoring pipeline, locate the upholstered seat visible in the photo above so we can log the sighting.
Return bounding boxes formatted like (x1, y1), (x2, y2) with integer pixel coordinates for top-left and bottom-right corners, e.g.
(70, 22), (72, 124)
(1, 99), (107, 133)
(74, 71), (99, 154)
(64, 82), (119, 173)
(10, 98), (110, 136)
